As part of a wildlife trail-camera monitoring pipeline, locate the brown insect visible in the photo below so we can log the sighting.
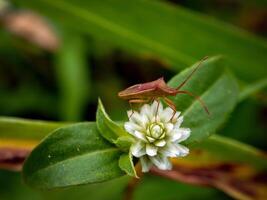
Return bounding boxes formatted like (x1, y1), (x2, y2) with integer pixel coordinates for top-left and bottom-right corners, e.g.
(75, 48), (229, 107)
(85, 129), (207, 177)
(118, 57), (210, 118)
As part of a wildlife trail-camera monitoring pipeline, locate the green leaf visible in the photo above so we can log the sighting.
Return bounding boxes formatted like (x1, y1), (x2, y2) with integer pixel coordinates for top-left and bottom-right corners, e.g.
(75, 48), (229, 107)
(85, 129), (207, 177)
(168, 56), (239, 144)
(0, 171), (130, 200)
(55, 33), (90, 121)
(13, 0), (267, 82)
(0, 116), (65, 140)
(220, 99), (267, 148)
(0, 117), (68, 170)
(118, 152), (137, 177)
(23, 122), (124, 189)
(238, 78), (267, 102)
(196, 134), (267, 169)
(115, 136), (135, 151)
(96, 99), (127, 143)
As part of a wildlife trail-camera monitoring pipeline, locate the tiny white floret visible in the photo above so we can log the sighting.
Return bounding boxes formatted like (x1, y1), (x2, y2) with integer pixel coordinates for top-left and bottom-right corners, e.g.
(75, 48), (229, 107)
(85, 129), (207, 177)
(124, 101), (191, 172)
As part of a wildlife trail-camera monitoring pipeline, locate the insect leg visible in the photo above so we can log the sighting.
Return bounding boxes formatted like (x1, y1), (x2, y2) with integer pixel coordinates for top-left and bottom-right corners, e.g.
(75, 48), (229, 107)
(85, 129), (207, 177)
(128, 100), (136, 118)
(177, 90), (210, 115)
(155, 98), (161, 122)
(176, 56), (208, 91)
(163, 97), (177, 121)
(149, 97), (160, 114)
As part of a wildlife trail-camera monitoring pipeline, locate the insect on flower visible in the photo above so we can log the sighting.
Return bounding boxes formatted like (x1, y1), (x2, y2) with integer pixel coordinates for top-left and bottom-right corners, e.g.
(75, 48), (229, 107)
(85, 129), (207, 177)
(118, 57), (210, 118)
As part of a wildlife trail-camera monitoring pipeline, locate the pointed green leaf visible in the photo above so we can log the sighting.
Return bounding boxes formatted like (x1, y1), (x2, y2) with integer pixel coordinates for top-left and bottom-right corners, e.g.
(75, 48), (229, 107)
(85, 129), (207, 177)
(96, 99), (127, 143)
(168, 56), (239, 144)
(23, 122), (124, 189)
(118, 152), (137, 178)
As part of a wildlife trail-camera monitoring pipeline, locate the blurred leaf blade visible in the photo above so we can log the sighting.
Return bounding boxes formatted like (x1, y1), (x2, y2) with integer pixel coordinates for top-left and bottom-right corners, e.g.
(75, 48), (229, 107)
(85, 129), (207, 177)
(0, 117), (65, 140)
(23, 122), (124, 189)
(168, 56), (239, 144)
(133, 175), (228, 200)
(12, 0), (267, 82)
(56, 33), (90, 121)
(196, 134), (267, 169)
(151, 134), (267, 200)
(239, 78), (267, 102)
(0, 117), (66, 171)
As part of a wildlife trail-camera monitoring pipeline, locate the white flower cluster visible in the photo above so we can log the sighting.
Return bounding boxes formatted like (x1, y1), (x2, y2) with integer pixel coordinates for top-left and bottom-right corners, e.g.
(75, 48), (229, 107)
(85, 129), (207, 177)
(124, 101), (191, 172)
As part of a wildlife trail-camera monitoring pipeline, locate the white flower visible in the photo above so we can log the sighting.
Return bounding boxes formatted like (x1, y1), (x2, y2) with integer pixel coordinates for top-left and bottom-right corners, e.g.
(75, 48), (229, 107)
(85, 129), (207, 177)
(124, 101), (191, 172)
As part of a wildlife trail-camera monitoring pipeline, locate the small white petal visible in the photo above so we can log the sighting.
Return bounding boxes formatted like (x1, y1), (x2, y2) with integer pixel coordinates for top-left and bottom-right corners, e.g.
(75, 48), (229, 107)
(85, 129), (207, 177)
(160, 107), (173, 122)
(140, 156), (153, 172)
(175, 144), (189, 156)
(172, 111), (181, 122)
(141, 115), (150, 127)
(150, 155), (172, 170)
(130, 141), (146, 157)
(168, 129), (182, 142)
(140, 104), (153, 121)
(154, 139), (166, 147)
(140, 104), (150, 116)
(146, 143), (158, 156)
(165, 123), (174, 133)
(129, 130), (147, 142)
(124, 122), (142, 134)
(132, 113), (149, 127)
(150, 101), (163, 116)
(150, 101), (158, 115)
(129, 112), (144, 125)
(157, 102), (163, 113)
(161, 143), (179, 157)
(127, 110), (134, 118)
(175, 128), (191, 143)
(174, 116), (184, 129)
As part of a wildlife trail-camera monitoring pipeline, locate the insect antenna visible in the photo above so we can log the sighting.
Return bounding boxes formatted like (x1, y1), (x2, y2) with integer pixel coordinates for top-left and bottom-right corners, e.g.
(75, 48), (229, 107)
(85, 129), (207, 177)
(176, 56), (208, 91)
(177, 90), (210, 115)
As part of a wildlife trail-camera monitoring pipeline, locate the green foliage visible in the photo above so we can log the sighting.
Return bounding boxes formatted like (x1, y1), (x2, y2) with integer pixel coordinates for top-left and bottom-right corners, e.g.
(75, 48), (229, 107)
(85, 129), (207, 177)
(220, 99), (267, 150)
(198, 134), (267, 169)
(118, 153), (137, 177)
(0, 117), (65, 140)
(23, 123), (124, 189)
(55, 33), (90, 121)
(168, 56), (239, 144)
(97, 99), (137, 177)
(238, 78), (267, 102)
(133, 175), (227, 200)
(12, 0), (267, 82)
(115, 136), (135, 151)
(0, 170), (129, 200)
(96, 99), (128, 143)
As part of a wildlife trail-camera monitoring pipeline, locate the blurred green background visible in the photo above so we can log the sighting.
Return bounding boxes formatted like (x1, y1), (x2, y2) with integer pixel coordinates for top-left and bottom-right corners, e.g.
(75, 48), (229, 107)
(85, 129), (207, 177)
(0, 0), (267, 199)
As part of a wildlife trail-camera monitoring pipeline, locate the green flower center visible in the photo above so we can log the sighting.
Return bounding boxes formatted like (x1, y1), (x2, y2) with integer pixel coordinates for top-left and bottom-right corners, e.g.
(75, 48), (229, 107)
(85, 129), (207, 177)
(146, 122), (166, 140)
